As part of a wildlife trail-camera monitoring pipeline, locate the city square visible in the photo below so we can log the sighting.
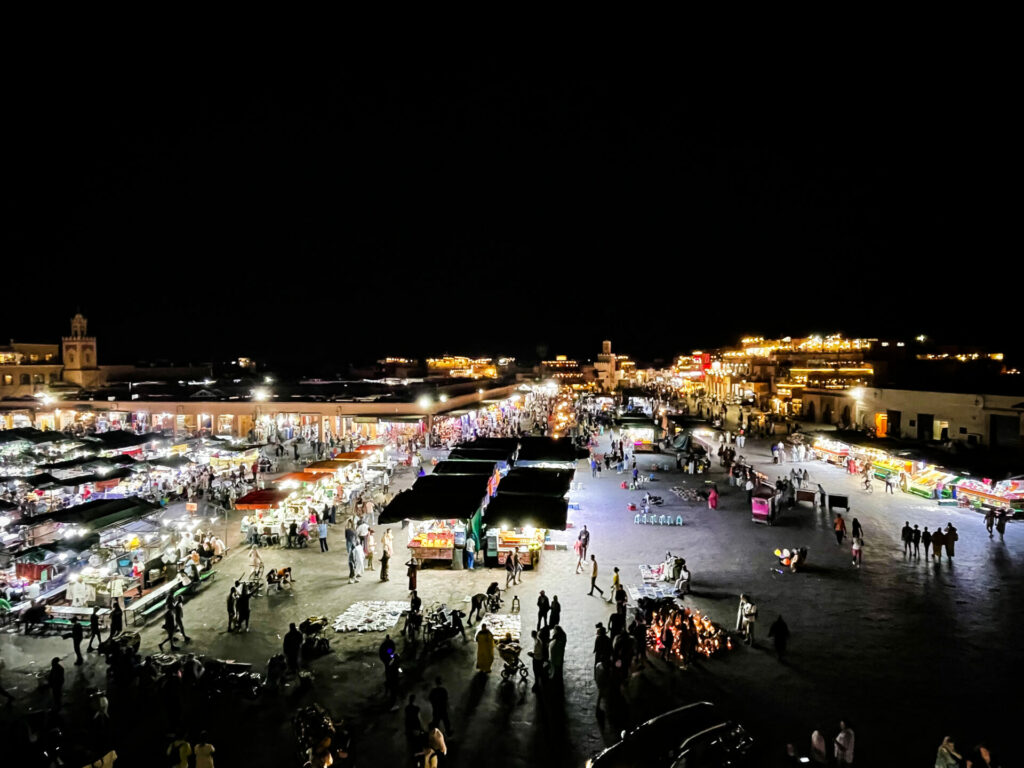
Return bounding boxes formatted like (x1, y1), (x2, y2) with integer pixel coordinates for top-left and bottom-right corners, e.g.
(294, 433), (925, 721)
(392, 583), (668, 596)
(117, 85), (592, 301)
(2, 60), (1020, 768)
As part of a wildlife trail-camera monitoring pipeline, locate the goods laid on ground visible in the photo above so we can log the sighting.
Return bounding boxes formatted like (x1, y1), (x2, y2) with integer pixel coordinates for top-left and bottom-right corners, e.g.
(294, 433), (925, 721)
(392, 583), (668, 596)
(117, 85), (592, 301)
(332, 601), (408, 633)
(670, 486), (705, 503)
(479, 612), (521, 641)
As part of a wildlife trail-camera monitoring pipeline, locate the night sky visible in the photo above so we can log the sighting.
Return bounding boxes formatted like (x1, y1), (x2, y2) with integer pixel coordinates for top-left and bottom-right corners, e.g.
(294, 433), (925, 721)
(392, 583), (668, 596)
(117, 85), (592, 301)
(3, 60), (1016, 367)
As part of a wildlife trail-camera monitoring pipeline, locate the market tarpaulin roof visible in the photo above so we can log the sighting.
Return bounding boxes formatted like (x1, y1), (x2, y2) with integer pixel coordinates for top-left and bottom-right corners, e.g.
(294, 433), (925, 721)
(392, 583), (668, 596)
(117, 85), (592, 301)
(483, 494), (568, 531)
(412, 473), (491, 498)
(379, 488), (485, 524)
(355, 444), (385, 452)
(333, 452), (367, 461)
(235, 488), (293, 510)
(31, 498), (160, 530)
(496, 468), (573, 497)
(431, 460), (498, 476)
(518, 436), (588, 462)
(456, 437), (521, 453)
(304, 460), (356, 474)
(145, 455), (193, 469)
(447, 447), (514, 464)
(274, 472), (334, 485)
(87, 431), (164, 450)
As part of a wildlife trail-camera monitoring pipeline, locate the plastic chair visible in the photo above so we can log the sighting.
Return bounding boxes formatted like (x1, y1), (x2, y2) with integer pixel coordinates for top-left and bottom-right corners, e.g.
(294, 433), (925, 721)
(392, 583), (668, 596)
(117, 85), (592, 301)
(675, 515), (684, 526)
(658, 515), (667, 525)
(634, 514), (641, 525)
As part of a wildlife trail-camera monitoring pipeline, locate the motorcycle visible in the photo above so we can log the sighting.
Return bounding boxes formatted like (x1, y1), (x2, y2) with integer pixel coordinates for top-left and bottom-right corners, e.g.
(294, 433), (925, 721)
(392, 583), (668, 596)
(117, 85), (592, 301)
(643, 492), (664, 506)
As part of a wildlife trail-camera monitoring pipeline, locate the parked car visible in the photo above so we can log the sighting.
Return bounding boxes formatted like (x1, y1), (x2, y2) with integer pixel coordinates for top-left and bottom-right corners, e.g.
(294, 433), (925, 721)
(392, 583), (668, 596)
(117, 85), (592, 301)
(585, 702), (754, 768)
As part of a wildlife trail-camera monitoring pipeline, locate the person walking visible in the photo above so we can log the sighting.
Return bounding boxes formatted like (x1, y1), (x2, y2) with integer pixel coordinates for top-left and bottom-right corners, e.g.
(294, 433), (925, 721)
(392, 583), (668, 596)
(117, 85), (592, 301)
(549, 624), (567, 682)
(833, 720), (855, 767)
(736, 594), (750, 632)
(283, 622), (302, 672)
(768, 614), (790, 661)
(741, 596), (758, 646)
(86, 606), (103, 652)
(851, 536), (863, 567)
(108, 601), (123, 640)
(365, 528), (376, 570)
(833, 513), (847, 546)
(578, 525), (590, 560)
(911, 524), (922, 557)
(380, 528), (393, 581)
(166, 734), (192, 768)
(236, 584), (251, 632)
(549, 595), (561, 627)
(475, 623), (495, 672)
(944, 523), (959, 561)
(922, 526), (932, 557)
(158, 605), (179, 651)
(900, 521), (913, 555)
(574, 538), (584, 573)
(529, 629), (548, 692)
(931, 526), (946, 560)
(588, 555), (604, 598)
(428, 677), (452, 735)
(348, 545), (359, 584)
(465, 534), (476, 570)
(984, 508), (996, 537)
(317, 518), (329, 552)
(69, 616), (84, 665)
(47, 657), (64, 710)
(996, 511), (1008, 539)
(934, 736), (962, 768)
(536, 590), (550, 630)
(505, 553), (516, 588)
(226, 585), (237, 634)
(353, 541), (366, 581)
(173, 596), (191, 644)
(194, 732), (216, 768)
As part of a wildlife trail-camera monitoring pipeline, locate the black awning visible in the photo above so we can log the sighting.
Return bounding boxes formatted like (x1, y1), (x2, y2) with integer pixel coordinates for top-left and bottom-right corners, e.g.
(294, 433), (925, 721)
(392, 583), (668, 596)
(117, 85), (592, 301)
(496, 468), (573, 497)
(378, 489), (484, 524)
(431, 460), (497, 476)
(412, 473), (491, 498)
(483, 494), (568, 531)
(517, 436), (587, 461)
(447, 447), (514, 463)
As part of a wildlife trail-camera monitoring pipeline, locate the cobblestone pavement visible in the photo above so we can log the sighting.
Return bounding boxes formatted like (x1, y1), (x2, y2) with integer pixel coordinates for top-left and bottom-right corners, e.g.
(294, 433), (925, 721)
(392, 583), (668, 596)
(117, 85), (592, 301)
(1, 433), (1021, 766)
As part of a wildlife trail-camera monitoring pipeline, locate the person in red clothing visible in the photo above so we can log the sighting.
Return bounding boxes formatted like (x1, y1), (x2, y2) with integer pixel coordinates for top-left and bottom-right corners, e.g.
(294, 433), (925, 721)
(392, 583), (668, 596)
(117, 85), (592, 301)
(833, 514), (847, 545)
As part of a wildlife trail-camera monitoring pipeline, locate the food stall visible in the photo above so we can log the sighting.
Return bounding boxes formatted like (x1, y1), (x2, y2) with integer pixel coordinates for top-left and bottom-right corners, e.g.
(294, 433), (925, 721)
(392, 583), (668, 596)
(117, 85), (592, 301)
(614, 416), (663, 453)
(811, 437), (849, 466)
(906, 466), (960, 499)
(481, 493), (568, 568)
(751, 484), (777, 525)
(379, 486), (488, 567)
(953, 477), (1024, 514)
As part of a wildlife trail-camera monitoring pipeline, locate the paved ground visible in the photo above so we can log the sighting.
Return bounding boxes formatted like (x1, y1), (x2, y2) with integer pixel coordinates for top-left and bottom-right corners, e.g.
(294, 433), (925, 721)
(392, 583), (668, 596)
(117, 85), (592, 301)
(2, 429), (1022, 766)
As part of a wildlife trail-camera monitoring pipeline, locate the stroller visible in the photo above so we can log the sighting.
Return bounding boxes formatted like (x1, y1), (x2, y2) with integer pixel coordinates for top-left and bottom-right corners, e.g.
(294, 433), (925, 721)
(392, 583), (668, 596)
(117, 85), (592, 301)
(497, 637), (528, 684)
(299, 616), (331, 657)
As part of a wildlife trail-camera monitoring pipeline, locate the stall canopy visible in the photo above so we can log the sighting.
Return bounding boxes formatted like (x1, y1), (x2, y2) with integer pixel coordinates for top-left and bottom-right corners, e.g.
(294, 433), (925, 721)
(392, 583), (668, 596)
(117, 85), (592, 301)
(0, 498), (17, 510)
(456, 437), (520, 455)
(0, 428), (73, 446)
(496, 468), (573, 498)
(273, 472), (328, 485)
(355, 444), (383, 452)
(333, 452), (368, 461)
(235, 488), (293, 510)
(431, 460), (499, 476)
(483, 494), (568, 531)
(304, 459), (358, 474)
(144, 455), (193, 470)
(31, 497), (160, 531)
(447, 447), (515, 465)
(38, 453), (101, 471)
(518, 436), (588, 462)
(379, 488), (486, 524)
(24, 473), (60, 488)
(87, 431), (164, 450)
(412, 473), (492, 498)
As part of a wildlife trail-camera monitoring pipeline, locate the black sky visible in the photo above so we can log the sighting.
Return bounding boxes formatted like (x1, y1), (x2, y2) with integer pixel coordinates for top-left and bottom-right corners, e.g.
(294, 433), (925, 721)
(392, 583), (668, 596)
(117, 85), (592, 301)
(2, 59), (1017, 367)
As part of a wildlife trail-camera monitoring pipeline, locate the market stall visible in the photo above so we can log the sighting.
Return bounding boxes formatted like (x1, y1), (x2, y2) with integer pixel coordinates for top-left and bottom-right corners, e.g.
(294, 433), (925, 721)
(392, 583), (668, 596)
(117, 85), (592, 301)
(906, 467), (960, 499)
(811, 437), (850, 466)
(614, 416), (664, 453)
(481, 493), (568, 568)
(379, 486), (488, 566)
(953, 477), (1024, 514)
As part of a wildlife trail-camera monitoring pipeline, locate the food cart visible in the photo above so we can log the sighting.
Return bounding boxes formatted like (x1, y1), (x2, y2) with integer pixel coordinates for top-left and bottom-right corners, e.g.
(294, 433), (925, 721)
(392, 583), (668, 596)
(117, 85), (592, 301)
(751, 484), (777, 525)
(481, 493), (568, 568)
(812, 438), (849, 466)
(379, 487), (487, 568)
(953, 477), (1024, 515)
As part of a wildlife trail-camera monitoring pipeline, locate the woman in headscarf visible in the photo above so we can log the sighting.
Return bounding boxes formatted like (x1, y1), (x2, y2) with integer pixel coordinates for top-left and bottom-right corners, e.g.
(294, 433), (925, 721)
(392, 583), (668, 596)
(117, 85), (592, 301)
(475, 623), (495, 672)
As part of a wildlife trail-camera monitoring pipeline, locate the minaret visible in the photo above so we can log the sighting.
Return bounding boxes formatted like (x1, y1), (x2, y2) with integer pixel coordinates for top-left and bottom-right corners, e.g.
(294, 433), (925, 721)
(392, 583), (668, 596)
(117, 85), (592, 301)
(62, 313), (99, 386)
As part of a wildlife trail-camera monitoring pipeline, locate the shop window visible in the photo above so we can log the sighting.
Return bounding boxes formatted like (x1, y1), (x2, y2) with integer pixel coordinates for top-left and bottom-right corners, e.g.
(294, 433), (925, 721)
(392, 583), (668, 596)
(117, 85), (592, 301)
(2, 374), (12, 386)
(20, 374), (30, 385)
(33, 374), (45, 384)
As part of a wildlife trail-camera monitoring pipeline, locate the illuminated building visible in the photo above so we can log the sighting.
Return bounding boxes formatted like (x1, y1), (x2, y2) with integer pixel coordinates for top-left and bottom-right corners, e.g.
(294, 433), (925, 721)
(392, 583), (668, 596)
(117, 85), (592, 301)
(426, 356), (499, 379)
(540, 355), (584, 384)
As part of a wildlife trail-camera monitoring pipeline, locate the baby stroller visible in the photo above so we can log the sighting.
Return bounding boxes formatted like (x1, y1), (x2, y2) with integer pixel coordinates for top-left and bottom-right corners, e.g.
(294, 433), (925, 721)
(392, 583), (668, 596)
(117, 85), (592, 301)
(497, 638), (529, 684)
(299, 616), (331, 657)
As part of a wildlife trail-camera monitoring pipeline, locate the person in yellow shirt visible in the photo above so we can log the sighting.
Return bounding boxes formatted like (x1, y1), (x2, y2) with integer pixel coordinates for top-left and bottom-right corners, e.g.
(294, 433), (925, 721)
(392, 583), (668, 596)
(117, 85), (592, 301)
(610, 567), (621, 603)
(588, 555), (604, 598)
